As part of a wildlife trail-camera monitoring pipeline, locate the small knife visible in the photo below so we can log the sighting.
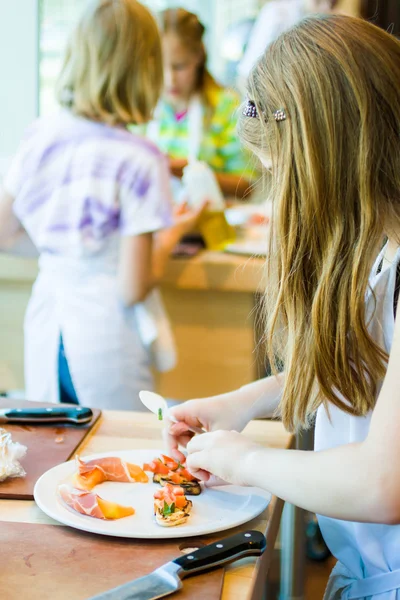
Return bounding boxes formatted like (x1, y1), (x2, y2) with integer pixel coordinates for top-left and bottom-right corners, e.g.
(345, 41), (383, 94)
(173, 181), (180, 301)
(88, 530), (266, 600)
(0, 406), (93, 425)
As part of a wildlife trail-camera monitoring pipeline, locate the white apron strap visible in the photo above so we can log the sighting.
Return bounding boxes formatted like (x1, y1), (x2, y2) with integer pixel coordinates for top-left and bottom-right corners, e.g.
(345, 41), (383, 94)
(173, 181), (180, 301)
(186, 94), (204, 163)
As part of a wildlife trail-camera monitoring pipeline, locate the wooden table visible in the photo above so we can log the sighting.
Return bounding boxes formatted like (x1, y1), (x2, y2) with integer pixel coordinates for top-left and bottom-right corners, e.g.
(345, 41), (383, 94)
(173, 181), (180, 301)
(0, 411), (293, 600)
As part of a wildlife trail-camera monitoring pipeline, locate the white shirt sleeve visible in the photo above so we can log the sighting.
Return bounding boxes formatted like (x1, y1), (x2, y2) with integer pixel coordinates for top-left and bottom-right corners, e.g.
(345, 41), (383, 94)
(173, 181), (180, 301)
(119, 153), (174, 237)
(3, 142), (28, 197)
(2, 122), (37, 197)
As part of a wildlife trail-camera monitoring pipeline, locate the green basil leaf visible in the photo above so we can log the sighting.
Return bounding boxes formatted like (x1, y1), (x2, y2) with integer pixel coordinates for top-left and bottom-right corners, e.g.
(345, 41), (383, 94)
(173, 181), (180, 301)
(162, 501), (176, 516)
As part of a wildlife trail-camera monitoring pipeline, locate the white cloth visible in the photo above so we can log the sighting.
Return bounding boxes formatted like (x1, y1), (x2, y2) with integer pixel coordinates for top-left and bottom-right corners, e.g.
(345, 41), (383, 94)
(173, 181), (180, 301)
(237, 0), (304, 80)
(315, 246), (400, 599)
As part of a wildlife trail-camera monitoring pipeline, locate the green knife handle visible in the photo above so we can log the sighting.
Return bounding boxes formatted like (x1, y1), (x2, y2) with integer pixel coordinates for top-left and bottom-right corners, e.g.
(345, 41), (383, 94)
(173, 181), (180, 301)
(2, 406), (93, 423)
(173, 530), (266, 575)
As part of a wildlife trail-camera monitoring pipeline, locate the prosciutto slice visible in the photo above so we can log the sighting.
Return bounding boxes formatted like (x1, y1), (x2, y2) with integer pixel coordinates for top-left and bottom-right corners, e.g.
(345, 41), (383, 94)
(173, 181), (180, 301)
(58, 484), (135, 520)
(73, 455), (148, 490)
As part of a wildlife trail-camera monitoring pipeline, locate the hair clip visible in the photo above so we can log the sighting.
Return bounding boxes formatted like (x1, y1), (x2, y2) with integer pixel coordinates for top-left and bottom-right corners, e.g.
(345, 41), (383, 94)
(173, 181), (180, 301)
(273, 109), (287, 122)
(242, 99), (259, 119)
(243, 100), (287, 123)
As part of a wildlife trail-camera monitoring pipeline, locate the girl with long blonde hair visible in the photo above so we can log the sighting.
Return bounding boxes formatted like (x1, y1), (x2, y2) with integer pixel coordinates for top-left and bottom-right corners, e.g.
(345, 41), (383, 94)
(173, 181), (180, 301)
(165, 15), (400, 598)
(0, 0), (203, 410)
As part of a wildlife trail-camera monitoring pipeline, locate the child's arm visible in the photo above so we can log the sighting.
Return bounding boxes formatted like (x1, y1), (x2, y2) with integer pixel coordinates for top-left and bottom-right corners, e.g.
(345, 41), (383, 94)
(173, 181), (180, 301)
(0, 188), (22, 246)
(186, 315), (400, 524)
(117, 202), (205, 305)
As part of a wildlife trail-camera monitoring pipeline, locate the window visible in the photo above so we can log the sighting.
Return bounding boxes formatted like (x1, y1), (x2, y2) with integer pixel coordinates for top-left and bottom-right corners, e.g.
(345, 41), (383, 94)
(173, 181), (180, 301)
(39, 0), (263, 115)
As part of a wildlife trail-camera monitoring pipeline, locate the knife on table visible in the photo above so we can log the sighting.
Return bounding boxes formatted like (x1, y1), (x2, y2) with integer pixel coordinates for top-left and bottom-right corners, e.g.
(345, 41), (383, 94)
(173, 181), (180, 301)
(0, 406), (93, 425)
(88, 530), (266, 600)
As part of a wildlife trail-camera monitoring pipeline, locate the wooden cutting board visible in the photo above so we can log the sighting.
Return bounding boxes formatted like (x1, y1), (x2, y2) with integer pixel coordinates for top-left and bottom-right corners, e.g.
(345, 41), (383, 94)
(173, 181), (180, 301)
(0, 522), (224, 600)
(0, 399), (101, 500)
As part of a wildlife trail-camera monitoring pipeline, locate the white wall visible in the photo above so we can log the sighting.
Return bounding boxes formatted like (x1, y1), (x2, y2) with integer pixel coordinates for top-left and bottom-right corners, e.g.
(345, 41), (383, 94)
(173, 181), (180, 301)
(0, 0), (39, 177)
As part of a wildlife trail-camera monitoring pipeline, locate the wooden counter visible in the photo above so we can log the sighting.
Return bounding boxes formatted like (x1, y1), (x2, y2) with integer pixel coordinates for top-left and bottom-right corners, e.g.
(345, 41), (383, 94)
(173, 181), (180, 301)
(0, 410), (293, 600)
(0, 251), (266, 397)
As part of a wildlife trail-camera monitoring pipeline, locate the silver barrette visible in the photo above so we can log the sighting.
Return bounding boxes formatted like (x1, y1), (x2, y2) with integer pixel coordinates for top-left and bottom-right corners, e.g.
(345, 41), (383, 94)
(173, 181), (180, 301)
(273, 109), (287, 122)
(242, 99), (259, 119)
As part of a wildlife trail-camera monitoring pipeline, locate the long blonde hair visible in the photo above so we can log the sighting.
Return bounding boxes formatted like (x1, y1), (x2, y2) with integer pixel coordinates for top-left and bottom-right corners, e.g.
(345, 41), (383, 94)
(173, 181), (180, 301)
(57, 0), (163, 125)
(239, 15), (400, 432)
(158, 8), (221, 113)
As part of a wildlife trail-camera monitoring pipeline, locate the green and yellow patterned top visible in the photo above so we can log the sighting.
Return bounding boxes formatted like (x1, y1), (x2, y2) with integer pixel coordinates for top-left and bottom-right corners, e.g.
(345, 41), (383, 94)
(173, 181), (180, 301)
(146, 87), (255, 181)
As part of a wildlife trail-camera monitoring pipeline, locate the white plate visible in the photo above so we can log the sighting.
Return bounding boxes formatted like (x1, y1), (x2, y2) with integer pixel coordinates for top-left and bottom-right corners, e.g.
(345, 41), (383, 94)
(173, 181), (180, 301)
(224, 240), (268, 256)
(34, 449), (271, 539)
(225, 204), (269, 227)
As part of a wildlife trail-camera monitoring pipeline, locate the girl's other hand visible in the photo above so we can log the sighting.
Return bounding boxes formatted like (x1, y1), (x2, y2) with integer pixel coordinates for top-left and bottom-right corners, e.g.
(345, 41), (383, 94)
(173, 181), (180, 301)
(185, 430), (260, 487)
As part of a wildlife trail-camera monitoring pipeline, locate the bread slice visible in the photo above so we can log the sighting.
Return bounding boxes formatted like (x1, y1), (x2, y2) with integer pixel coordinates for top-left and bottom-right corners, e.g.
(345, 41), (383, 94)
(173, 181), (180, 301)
(159, 478), (201, 496)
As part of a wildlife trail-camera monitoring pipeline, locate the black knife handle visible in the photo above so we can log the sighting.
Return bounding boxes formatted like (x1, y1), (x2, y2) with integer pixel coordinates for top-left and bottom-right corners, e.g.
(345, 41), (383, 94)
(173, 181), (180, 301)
(173, 530), (266, 575)
(2, 406), (93, 424)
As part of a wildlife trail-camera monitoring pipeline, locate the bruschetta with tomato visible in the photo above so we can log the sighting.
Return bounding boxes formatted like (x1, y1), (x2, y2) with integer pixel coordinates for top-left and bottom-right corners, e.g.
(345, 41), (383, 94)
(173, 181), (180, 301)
(143, 454), (201, 495)
(153, 484), (192, 527)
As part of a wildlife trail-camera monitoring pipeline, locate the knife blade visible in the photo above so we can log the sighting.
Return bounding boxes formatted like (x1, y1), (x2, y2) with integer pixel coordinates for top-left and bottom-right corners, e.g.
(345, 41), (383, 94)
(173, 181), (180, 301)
(0, 406), (93, 425)
(88, 530), (266, 600)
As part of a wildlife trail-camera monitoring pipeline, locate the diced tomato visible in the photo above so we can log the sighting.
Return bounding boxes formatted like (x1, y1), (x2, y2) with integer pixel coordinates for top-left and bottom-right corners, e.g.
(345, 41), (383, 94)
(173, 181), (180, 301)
(167, 472), (182, 484)
(143, 460), (170, 475)
(161, 455), (179, 470)
(154, 484), (185, 501)
(164, 467), (196, 484)
(174, 495), (187, 509)
(176, 467), (196, 481)
(164, 484), (185, 497)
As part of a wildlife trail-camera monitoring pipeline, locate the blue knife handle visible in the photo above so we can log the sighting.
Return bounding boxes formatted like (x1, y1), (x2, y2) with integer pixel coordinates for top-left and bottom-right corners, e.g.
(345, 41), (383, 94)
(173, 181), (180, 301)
(173, 530), (266, 575)
(1, 406), (93, 424)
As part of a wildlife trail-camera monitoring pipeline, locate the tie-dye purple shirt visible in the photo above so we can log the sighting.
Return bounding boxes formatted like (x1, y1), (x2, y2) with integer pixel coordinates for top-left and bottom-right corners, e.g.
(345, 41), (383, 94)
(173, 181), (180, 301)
(4, 110), (173, 257)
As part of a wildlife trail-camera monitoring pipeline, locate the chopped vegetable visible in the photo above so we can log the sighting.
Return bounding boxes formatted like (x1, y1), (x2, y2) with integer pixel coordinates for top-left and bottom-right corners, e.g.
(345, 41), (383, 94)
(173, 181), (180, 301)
(158, 408), (163, 421)
(154, 484), (192, 527)
(162, 501), (175, 516)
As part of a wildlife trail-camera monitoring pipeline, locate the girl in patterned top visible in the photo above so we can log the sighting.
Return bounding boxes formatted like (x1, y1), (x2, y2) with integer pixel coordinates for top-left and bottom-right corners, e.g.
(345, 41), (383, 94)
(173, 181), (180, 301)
(0, 0), (204, 410)
(147, 8), (256, 200)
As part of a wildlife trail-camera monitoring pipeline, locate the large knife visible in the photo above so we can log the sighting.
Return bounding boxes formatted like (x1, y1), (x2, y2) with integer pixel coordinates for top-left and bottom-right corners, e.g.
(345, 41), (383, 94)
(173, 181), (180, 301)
(88, 530), (266, 600)
(0, 406), (93, 425)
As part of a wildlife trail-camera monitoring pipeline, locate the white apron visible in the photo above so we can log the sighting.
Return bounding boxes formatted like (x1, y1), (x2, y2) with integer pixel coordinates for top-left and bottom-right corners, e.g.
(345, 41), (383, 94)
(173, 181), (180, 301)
(147, 96), (204, 203)
(315, 246), (400, 600)
(24, 246), (176, 410)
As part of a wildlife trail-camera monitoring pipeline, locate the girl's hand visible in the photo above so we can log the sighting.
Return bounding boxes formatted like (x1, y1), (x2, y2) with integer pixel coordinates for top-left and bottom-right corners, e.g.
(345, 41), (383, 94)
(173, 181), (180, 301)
(163, 394), (254, 462)
(169, 157), (188, 178)
(156, 201), (206, 252)
(185, 430), (260, 487)
(171, 200), (206, 239)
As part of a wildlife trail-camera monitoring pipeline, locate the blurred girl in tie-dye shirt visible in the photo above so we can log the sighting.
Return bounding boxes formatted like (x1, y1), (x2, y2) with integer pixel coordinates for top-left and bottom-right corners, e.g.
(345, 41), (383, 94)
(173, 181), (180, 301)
(0, 0), (204, 410)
